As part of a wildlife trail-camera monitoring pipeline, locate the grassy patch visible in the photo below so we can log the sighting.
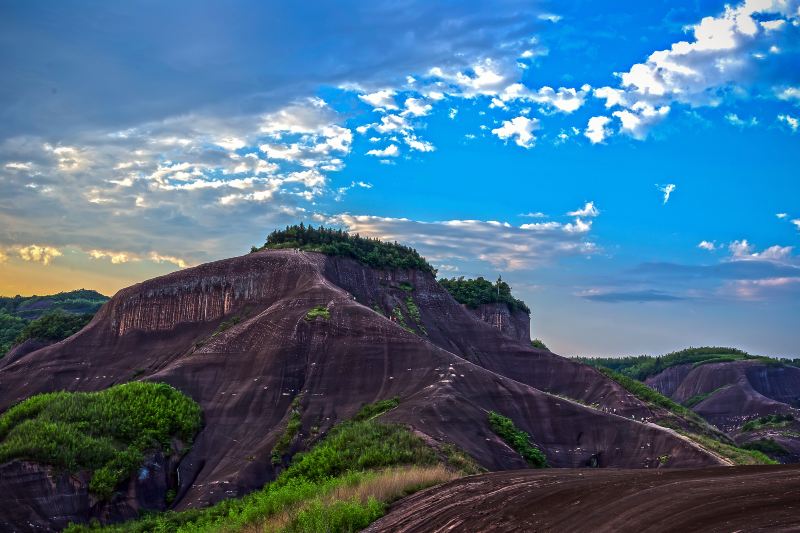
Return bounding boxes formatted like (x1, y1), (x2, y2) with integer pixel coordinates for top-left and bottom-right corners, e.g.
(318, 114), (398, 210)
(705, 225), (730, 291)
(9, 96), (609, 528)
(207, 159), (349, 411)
(398, 282), (414, 292)
(405, 297), (421, 324)
(741, 438), (789, 456)
(272, 395), (304, 465)
(68, 400), (447, 533)
(0, 382), (202, 498)
(530, 338), (549, 351)
(664, 425), (777, 465)
(742, 413), (795, 432)
(305, 306), (331, 321)
(487, 411), (547, 468)
(353, 397), (399, 421)
(683, 385), (730, 408)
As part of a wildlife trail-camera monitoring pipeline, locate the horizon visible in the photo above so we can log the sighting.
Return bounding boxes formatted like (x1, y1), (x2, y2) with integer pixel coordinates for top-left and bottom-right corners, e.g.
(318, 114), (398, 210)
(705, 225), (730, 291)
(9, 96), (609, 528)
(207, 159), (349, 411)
(2, 0), (799, 358)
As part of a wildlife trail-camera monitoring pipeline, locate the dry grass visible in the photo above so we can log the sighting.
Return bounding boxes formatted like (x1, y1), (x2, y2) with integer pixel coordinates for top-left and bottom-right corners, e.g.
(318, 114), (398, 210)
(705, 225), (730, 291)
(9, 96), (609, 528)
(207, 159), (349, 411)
(246, 465), (457, 532)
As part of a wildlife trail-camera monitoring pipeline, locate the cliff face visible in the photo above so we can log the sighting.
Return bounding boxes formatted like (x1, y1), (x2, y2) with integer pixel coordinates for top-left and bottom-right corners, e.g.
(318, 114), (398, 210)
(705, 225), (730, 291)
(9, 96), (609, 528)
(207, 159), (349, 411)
(468, 303), (530, 343)
(0, 250), (721, 530)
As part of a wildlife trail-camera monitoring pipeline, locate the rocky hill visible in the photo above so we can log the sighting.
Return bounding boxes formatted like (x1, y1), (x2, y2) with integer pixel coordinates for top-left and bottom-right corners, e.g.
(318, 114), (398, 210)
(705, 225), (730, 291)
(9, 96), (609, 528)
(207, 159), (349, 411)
(0, 246), (733, 530)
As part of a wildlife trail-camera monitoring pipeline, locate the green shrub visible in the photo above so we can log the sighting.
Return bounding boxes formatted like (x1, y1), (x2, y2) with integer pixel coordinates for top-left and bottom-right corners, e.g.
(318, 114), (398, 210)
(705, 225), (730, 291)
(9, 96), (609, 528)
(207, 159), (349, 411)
(398, 282), (414, 292)
(0, 311), (28, 357)
(305, 306), (331, 321)
(0, 382), (202, 498)
(68, 400), (441, 533)
(531, 338), (549, 351)
(405, 297), (421, 324)
(487, 411), (547, 468)
(742, 413), (794, 432)
(352, 397), (400, 421)
(256, 224), (435, 274)
(439, 276), (530, 314)
(741, 438), (789, 456)
(683, 386), (729, 408)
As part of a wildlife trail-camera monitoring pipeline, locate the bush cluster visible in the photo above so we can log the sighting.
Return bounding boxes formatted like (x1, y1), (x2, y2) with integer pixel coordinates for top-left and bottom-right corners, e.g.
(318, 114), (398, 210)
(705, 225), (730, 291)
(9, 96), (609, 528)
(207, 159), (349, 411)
(487, 411), (547, 468)
(254, 224), (435, 274)
(0, 382), (202, 498)
(439, 276), (530, 314)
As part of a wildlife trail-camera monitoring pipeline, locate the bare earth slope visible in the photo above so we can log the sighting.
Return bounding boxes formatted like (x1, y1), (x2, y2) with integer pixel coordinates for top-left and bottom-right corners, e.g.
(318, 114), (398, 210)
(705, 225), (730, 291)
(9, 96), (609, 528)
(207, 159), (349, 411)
(0, 250), (720, 530)
(367, 465), (800, 533)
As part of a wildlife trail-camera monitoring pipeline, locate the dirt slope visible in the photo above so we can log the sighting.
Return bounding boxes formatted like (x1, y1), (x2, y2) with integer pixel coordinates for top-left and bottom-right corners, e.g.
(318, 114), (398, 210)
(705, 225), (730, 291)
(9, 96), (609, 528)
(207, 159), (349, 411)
(367, 465), (800, 533)
(0, 250), (720, 530)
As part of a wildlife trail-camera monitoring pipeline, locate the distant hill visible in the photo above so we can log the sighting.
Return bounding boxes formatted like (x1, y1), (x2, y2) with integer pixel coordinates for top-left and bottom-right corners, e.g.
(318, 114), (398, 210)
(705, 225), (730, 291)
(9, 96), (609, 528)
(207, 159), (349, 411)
(580, 347), (800, 463)
(0, 289), (108, 357)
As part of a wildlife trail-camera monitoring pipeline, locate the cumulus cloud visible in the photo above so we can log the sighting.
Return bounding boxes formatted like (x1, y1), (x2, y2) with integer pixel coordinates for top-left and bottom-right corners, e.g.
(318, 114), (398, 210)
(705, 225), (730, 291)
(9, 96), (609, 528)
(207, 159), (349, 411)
(698, 240), (717, 251)
(148, 252), (189, 269)
(365, 144), (399, 157)
(567, 201), (599, 218)
(359, 89), (399, 111)
(323, 215), (598, 271)
(728, 239), (793, 262)
(491, 116), (539, 148)
(591, 0), (800, 140)
(89, 249), (136, 264)
(656, 183), (676, 204)
(724, 113), (758, 127)
(778, 114), (799, 132)
(584, 116), (612, 144)
(792, 219), (800, 230)
(17, 244), (62, 265)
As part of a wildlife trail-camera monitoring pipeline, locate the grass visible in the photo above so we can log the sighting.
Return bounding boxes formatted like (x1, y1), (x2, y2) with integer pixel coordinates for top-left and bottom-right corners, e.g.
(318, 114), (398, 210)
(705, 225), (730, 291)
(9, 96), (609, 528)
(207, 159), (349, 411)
(398, 282), (414, 292)
(352, 397), (399, 421)
(742, 413), (795, 432)
(305, 306), (330, 321)
(272, 395), (304, 465)
(487, 411), (547, 468)
(0, 382), (202, 498)
(741, 438), (789, 456)
(683, 385), (730, 408)
(67, 399), (453, 533)
(664, 425), (777, 465)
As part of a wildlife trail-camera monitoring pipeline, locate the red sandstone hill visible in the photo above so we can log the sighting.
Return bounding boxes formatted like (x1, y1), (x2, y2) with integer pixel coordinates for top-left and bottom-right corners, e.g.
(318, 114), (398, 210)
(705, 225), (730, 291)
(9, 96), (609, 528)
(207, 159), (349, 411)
(646, 360), (800, 461)
(0, 250), (722, 529)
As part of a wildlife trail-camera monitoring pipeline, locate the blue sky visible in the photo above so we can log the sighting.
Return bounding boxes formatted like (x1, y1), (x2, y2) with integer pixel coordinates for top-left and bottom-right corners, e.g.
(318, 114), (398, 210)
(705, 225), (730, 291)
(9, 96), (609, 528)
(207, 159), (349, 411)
(1, 0), (798, 357)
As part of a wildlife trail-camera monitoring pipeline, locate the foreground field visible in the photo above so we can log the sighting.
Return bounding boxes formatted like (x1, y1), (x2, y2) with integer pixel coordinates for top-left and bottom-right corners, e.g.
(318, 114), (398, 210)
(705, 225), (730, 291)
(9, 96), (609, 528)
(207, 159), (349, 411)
(367, 465), (800, 532)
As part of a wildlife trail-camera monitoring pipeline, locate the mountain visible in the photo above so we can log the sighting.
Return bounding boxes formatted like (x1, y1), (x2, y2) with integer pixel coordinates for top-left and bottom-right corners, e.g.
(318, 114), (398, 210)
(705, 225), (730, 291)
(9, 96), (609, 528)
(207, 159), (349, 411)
(0, 242), (734, 530)
(583, 348), (800, 463)
(0, 289), (109, 358)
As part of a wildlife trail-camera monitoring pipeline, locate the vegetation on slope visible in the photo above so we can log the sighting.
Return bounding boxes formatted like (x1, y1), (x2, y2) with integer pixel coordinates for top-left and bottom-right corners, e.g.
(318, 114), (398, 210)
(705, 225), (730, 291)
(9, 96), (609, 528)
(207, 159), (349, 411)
(68, 398), (471, 533)
(578, 347), (766, 381)
(531, 338), (549, 351)
(742, 414), (795, 433)
(438, 276), (530, 314)
(487, 411), (547, 468)
(0, 382), (202, 498)
(594, 367), (776, 465)
(14, 310), (93, 345)
(0, 289), (108, 357)
(253, 224), (435, 274)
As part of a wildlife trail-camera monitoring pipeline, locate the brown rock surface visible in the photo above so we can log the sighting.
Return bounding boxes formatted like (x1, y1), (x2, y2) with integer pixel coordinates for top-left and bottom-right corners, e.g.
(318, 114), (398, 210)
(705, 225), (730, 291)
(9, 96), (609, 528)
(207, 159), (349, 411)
(366, 465), (800, 533)
(0, 250), (722, 530)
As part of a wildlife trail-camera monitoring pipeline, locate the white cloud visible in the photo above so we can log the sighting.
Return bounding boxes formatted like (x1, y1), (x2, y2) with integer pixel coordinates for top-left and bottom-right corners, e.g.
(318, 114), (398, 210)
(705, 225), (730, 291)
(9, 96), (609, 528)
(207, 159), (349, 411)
(402, 97), (432, 117)
(537, 13), (562, 23)
(324, 214), (598, 271)
(729, 239), (793, 262)
(366, 144), (399, 157)
(359, 89), (399, 111)
(776, 212), (788, 219)
(656, 183), (676, 204)
(792, 219), (800, 230)
(584, 116), (612, 144)
(778, 114), (798, 132)
(17, 244), (63, 265)
(520, 212), (547, 218)
(148, 252), (189, 269)
(776, 86), (800, 102)
(403, 135), (435, 152)
(334, 180), (373, 201)
(612, 102), (670, 140)
(491, 116), (539, 148)
(563, 218), (592, 234)
(698, 240), (717, 251)
(567, 201), (600, 218)
(4, 161), (33, 171)
(89, 249), (136, 264)
(724, 113), (758, 127)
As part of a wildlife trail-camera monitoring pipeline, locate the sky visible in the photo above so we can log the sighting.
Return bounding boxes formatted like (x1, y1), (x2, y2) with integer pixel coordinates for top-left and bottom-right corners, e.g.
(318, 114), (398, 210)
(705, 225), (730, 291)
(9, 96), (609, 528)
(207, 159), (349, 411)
(1, 0), (799, 357)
